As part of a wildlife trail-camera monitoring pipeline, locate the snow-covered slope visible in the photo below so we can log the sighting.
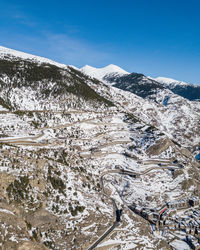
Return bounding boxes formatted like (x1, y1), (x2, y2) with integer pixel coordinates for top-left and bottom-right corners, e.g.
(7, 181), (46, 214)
(0, 45), (68, 69)
(154, 76), (200, 101)
(0, 46), (114, 112)
(83, 63), (200, 101)
(154, 76), (189, 87)
(0, 46), (200, 250)
(80, 64), (129, 83)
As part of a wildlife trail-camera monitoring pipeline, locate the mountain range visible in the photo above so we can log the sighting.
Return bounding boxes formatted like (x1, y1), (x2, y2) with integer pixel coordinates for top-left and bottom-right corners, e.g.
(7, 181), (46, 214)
(81, 64), (200, 101)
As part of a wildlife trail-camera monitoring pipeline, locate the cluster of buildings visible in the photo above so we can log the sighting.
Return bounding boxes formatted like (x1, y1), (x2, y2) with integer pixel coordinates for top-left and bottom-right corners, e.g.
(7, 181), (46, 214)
(163, 209), (200, 232)
(129, 196), (200, 249)
(166, 196), (199, 210)
(185, 235), (200, 250)
(129, 205), (160, 225)
(163, 208), (200, 250)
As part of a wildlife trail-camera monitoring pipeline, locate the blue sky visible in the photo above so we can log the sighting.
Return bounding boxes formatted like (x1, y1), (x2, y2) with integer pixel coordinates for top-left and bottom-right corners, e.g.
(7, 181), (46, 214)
(0, 0), (200, 84)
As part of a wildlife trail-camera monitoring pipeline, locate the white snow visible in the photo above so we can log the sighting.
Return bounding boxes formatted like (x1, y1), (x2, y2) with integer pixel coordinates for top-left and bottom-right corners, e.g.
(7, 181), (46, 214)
(0, 208), (15, 215)
(80, 64), (129, 83)
(169, 239), (190, 250)
(154, 76), (189, 86)
(0, 45), (68, 69)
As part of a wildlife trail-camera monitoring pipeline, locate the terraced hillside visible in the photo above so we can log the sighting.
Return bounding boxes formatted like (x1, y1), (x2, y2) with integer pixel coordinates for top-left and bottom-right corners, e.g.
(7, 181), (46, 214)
(0, 46), (199, 250)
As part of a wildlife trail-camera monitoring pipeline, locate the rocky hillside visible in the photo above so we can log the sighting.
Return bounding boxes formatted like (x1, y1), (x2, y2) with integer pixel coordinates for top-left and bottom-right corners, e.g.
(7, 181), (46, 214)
(155, 76), (200, 101)
(0, 46), (199, 250)
(0, 52), (113, 112)
(80, 64), (200, 101)
(81, 64), (200, 149)
(104, 72), (167, 99)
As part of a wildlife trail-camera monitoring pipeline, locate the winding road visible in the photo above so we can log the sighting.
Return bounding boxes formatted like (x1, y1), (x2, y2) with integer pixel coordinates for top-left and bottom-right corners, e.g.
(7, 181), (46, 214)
(87, 165), (180, 249)
(0, 109), (183, 249)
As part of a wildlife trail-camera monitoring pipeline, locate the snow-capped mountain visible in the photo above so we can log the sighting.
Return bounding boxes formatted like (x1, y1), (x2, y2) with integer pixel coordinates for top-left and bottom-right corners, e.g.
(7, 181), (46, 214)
(82, 64), (200, 101)
(0, 46), (199, 250)
(81, 64), (129, 83)
(154, 76), (188, 86)
(154, 76), (200, 101)
(82, 66), (200, 148)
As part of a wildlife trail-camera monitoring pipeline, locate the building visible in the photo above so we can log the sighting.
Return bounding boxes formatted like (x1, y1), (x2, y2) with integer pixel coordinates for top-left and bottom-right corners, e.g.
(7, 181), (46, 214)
(167, 198), (189, 210)
(185, 235), (200, 250)
(190, 228), (195, 235)
(195, 228), (200, 236)
(134, 206), (143, 215)
(161, 210), (173, 221)
(189, 197), (199, 207)
(159, 206), (167, 216)
(141, 208), (149, 219)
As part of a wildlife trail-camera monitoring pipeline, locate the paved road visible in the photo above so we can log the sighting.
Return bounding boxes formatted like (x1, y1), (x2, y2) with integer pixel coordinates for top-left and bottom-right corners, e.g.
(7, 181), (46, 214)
(87, 170), (124, 250)
(0, 113), (128, 146)
(0, 109), (110, 115)
(0, 117), (96, 145)
(140, 166), (180, 175)
(0, 131), (44, 143)
(87, 221), (119, 250)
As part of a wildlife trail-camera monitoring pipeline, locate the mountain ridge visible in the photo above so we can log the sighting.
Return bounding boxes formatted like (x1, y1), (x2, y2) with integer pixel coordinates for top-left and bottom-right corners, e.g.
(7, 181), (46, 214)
(81, 63), (199, 86)
(81, 64), (200, 101)
(0, 45), (68, 69)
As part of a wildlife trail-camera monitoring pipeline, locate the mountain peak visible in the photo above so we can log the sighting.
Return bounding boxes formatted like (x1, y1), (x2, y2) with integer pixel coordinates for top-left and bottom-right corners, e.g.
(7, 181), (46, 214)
(104, 63), (125, 71)
(80, 64), (129, 82)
